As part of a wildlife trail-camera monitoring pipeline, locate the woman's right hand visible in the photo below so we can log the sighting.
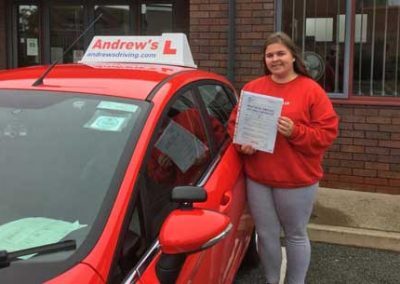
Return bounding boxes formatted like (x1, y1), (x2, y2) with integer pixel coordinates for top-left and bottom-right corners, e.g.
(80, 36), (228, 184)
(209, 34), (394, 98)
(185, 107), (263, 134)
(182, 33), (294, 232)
(240, 144), (257, 155)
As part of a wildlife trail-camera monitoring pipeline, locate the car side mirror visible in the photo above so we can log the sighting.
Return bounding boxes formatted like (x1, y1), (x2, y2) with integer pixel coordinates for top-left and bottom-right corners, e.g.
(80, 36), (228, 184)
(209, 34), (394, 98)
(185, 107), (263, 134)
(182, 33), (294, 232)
(162, 186), (229, 253)
(171, 185), (207, 208)
(159, 208), (232, 255)
(156, 186), (231, 284)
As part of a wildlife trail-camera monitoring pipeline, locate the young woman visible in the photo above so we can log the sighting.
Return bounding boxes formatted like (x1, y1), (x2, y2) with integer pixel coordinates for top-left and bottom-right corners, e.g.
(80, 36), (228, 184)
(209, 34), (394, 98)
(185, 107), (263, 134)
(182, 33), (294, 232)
(229, 32), (338, 284)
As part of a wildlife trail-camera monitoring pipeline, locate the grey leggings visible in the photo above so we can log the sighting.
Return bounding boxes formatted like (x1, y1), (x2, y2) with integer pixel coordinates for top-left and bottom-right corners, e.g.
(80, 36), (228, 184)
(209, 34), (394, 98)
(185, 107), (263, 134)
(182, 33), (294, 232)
(247, 178), (318, 284)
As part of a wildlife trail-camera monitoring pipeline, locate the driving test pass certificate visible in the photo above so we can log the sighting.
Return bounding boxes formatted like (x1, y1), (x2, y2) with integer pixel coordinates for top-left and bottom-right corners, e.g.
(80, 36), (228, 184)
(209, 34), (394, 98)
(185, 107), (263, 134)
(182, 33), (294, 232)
(233, 91), (283, 153)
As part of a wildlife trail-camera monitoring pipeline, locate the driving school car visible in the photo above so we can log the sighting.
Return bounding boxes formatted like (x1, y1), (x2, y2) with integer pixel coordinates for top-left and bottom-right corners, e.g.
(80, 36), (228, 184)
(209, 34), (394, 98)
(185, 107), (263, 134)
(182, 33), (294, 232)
(0, 34), (256, 283)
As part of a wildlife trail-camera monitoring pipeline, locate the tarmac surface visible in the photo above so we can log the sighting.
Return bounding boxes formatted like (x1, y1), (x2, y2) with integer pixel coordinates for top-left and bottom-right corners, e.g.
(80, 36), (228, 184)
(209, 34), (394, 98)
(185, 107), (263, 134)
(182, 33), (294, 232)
(308, 187), (400, 252)
(235, 187), (400, 283)
(235, 242), (400, 284)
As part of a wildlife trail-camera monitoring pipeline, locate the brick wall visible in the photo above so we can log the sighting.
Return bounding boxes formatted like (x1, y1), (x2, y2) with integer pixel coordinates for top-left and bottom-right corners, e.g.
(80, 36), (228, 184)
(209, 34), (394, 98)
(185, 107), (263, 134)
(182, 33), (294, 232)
(0, 0), (6, 69)
(322, 104), (400, 194)
(189, 0), (274, 88)
(190, 0), (229, 75)
(234, 0), (274, 88)
(190, 1), (400, 195)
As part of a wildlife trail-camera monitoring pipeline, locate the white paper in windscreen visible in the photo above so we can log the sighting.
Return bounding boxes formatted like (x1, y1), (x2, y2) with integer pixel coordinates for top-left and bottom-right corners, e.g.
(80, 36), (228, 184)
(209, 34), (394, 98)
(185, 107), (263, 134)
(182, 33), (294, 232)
(233, 91), (283, 153)
(0, 217), (87, 259)
(155, 120), (207, 173)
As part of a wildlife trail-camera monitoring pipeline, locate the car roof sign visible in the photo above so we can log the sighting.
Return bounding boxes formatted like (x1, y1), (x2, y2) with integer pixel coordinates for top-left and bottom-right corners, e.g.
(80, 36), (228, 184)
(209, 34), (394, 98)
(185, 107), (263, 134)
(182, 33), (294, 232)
(80, 33), (197, 68)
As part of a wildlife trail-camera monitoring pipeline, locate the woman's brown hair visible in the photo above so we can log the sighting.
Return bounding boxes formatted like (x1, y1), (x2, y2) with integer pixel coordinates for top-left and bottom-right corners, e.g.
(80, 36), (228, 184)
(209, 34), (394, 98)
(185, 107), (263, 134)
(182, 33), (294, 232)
(263, 32), (310, 78)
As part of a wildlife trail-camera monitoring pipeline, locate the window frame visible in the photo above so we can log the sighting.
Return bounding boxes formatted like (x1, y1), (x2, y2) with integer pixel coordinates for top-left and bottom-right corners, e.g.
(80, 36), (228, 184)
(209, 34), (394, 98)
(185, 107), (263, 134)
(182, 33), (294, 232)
(192, 80), (238, 155)
(134, 84), (213, 244)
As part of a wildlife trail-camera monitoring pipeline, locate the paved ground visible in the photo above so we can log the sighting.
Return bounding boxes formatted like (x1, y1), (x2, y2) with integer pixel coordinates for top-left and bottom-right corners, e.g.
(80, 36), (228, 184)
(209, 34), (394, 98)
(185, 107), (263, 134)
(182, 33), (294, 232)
(311, 187), (400, 233)
(234, 242), (400, 284)
(308, 188), (400, 253)
(234, 187), (400, 283)
(307, 242), (400, 284)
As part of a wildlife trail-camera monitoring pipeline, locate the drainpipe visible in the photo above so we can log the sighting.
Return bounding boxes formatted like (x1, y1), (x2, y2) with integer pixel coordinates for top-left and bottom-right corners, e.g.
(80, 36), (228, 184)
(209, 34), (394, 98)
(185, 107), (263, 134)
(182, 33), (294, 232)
(275, 0), (282, 31)
(227, 0), (235, 83)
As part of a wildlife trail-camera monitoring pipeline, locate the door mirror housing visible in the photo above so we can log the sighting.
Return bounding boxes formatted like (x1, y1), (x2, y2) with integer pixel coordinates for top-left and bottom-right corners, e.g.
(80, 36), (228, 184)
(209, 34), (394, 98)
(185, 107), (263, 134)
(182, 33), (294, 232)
(159, 208), (232, 254)
(156, 187), (231, 283)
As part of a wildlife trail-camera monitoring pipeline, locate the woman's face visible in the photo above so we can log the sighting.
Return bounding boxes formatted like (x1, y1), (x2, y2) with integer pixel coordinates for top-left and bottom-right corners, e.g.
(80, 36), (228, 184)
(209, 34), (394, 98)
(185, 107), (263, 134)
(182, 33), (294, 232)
(264, 42), (295, 79)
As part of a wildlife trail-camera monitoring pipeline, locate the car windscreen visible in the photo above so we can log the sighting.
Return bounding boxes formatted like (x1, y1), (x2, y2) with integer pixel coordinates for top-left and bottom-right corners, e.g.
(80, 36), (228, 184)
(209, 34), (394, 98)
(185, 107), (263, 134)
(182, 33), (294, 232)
(0, 90), (148, 266)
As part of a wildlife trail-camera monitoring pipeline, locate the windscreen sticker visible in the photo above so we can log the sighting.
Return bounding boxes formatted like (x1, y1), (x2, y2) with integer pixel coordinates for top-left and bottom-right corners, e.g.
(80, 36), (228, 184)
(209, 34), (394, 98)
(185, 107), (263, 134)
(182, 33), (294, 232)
(0, 217), (87, 259)
(73, 100), (86, 110)
(88, 115), (126, 131)
(84, 110), (131, 132)
(97, 101), (138, 113)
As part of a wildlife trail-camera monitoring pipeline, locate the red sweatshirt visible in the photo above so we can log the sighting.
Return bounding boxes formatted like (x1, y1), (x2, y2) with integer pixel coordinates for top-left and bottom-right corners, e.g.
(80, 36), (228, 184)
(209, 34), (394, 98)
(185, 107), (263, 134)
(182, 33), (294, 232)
(228, 75), (338, 188)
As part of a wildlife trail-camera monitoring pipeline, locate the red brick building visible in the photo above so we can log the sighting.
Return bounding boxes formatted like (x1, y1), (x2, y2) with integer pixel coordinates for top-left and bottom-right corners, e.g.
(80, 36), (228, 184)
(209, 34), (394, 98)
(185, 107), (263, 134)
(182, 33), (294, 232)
(0, 0), (399, 194)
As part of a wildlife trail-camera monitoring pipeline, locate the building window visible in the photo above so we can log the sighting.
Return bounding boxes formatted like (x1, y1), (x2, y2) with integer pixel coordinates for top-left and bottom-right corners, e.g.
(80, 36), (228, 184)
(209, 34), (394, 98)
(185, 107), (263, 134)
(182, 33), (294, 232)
(353, 0), (400, 97)
(282, 0), (346, 95)
(281, 0), (400, 99)
(49, 5), (84, 63)
(17, 5), (40, 67)
(94, 5), (131, 35)
(141, 3), (173, 35)
(10, 1), (187, 67)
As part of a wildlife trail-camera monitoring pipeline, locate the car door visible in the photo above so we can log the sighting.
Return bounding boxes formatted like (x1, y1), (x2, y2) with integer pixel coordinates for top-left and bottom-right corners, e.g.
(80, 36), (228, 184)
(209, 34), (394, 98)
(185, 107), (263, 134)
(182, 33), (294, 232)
(175, 82), (252, 284)
(120, 82), (252, 284)
(111, 87), (212, 284)
(136, 87), (217, 283)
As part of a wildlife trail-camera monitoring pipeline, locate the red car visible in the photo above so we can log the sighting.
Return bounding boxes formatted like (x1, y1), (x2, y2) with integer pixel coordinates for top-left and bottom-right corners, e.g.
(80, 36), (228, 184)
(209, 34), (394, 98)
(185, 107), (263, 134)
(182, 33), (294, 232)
(0, 34), (255, 283)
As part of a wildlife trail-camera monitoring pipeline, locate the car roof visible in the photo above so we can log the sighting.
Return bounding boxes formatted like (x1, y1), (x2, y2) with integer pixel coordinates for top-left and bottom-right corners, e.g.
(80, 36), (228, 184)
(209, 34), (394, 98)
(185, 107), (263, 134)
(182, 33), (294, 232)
(0, 63), (202, 100)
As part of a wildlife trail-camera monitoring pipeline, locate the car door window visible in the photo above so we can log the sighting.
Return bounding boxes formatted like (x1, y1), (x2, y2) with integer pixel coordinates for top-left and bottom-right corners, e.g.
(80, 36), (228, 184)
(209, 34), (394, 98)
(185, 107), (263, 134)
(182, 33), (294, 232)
(142, 88), (212, 241)
(197, 84), (236, 149)
(112, 87), (235, 283)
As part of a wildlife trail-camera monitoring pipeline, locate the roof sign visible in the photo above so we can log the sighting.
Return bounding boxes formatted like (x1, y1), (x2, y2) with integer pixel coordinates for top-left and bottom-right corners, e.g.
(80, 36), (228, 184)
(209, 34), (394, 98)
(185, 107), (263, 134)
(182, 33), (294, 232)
(80, 33), (197, 68)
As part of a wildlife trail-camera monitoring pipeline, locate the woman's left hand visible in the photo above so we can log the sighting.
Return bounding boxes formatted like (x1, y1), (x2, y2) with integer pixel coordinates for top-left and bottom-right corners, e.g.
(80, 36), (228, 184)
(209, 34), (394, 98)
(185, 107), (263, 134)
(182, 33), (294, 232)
(278, 116), (294, 137)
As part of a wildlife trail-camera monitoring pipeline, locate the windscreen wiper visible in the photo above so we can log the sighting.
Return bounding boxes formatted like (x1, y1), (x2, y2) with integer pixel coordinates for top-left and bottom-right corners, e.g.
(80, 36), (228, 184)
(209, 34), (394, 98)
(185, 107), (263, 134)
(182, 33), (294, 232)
(0, 240), (76, 269)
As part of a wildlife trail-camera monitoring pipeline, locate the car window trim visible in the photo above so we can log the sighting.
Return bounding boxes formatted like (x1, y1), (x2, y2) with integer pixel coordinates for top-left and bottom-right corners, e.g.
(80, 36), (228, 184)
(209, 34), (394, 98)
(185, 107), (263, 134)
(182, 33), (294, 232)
(188, 86), (218, 157)
(190, 79), (238, 102)
(192, 81), (238, 186)
(191, 80), (237, 152)
(107, 177), (147, 284)
(198, 153), (222, 187)
(122, 240), (160, 284)
(145, 70), (195, 101)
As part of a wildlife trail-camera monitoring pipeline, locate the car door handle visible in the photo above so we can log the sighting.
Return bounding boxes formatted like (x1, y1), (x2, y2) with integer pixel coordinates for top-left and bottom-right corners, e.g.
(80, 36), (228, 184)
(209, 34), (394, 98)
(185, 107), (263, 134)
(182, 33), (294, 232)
(219, 191), (232, 213)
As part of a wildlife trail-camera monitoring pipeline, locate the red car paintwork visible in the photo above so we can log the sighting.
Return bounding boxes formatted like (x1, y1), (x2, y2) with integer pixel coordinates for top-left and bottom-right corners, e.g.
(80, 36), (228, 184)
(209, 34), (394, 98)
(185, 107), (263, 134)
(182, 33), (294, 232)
(46, 263), (105, 284)
(159, 208), (231, 254)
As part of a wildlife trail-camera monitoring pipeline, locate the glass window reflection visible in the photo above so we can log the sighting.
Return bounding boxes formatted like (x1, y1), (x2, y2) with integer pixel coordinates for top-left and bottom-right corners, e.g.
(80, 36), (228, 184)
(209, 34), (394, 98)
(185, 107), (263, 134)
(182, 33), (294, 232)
(17, 5), (40, 67)
(282, 0), (346, 93)
(50, 5), (84, 63)
(142, 3), (173, 35)
(95, 5), (130, 35)
(353, 0), (400, 96)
